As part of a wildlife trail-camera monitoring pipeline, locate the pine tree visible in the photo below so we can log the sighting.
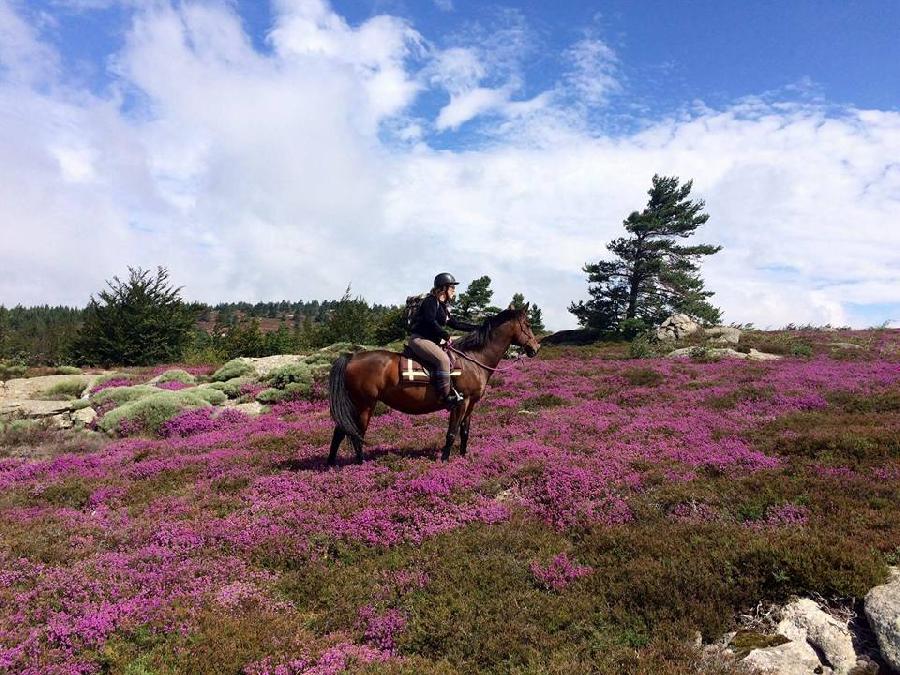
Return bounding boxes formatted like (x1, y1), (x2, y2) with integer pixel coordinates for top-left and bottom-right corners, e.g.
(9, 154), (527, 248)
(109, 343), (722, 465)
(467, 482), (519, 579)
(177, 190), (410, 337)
(569, 175), (722, 334)
(510, 293), (545, 332)
(70, 267), (199, 366)
(457, 276), (500, 323)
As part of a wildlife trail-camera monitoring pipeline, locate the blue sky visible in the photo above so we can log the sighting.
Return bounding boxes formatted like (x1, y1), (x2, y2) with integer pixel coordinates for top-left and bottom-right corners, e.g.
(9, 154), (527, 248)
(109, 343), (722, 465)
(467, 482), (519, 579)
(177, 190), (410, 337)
(1, 0), (898, 328)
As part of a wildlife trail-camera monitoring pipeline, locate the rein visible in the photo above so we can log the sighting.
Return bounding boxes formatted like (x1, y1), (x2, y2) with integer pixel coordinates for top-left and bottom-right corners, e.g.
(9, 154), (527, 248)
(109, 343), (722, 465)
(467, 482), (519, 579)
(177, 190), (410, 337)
(445, 343), (501, 373)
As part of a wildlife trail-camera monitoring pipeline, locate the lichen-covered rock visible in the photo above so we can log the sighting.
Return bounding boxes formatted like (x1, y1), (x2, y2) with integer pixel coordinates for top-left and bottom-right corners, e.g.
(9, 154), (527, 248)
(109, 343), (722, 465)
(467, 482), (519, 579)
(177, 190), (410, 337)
(865, 567), (900, 671)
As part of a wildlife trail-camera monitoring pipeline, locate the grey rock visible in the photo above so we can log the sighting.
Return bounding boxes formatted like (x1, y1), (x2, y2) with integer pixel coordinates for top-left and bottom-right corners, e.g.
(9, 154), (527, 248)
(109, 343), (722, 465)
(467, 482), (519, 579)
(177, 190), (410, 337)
(864, 566), (900, 671)
(705, 326), (742, 344)
(72, 407), (98, 427)
(666, 347), (782, 361)
(743, 638), (833, 674)
(776, 599), (857, 674)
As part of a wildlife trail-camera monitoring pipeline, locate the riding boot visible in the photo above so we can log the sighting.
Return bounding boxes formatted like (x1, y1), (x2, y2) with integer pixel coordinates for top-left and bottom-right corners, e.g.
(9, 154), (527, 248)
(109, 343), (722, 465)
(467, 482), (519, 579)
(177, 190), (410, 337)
(434, 370), (463, 409)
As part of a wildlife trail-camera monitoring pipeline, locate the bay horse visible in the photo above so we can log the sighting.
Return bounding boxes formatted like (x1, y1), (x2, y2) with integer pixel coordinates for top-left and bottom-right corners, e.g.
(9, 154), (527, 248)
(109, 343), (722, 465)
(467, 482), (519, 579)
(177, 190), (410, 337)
(327, 304), (541, 465)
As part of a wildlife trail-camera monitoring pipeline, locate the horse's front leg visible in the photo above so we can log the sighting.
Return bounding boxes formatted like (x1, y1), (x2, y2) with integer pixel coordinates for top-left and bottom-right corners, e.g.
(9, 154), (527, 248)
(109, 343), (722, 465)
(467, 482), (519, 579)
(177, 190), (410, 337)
(440, 405), (464, 462)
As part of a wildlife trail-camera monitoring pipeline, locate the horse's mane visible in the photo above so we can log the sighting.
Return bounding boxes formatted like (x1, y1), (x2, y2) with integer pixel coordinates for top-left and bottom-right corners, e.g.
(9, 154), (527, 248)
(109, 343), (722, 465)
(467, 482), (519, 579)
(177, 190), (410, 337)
(453, 308), (519, 351)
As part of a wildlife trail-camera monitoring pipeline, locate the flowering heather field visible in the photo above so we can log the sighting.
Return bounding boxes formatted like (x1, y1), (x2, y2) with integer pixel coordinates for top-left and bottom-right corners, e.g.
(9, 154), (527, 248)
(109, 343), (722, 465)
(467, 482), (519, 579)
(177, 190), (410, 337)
(1, 330), (898, 673)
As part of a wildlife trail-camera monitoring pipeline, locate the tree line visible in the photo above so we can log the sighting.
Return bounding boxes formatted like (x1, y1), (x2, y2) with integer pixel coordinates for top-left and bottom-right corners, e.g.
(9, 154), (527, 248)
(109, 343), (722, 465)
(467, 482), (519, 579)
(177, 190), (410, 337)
(1, 174), (720, 367)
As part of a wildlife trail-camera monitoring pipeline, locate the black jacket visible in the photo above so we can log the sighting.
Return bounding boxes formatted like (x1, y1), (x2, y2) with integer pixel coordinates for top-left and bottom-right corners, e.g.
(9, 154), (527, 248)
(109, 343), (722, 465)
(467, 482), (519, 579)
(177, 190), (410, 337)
(410, 295), (479, 343)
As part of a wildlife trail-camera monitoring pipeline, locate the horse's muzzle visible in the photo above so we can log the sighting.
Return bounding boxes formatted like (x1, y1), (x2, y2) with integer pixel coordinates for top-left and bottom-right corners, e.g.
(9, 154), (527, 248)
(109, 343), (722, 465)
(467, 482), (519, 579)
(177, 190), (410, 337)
(524, 345), (539, 357)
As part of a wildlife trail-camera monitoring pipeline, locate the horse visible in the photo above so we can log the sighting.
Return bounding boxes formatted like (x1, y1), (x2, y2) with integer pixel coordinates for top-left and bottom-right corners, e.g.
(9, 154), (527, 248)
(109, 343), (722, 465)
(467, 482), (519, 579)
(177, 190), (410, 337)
(327, 304), (541, 465)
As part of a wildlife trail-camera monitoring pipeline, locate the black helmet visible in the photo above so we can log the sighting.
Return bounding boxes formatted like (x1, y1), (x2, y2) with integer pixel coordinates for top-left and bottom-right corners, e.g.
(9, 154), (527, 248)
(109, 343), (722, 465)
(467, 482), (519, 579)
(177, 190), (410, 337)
(433, 272), (459, 288)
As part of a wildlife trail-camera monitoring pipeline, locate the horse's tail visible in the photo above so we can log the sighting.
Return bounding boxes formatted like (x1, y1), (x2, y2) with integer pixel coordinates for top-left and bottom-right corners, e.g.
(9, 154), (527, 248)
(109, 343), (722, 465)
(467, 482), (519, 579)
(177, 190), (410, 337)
(328, 353), (364, 444)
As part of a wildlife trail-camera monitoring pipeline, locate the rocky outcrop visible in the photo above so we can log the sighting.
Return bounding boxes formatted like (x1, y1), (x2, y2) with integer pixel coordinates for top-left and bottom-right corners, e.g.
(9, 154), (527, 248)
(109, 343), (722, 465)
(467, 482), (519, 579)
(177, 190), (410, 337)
(775, 599), (857, 674)
(865, 567), (900, 671)
(666, 347), (782, 361)
(656, 314), (701, 341)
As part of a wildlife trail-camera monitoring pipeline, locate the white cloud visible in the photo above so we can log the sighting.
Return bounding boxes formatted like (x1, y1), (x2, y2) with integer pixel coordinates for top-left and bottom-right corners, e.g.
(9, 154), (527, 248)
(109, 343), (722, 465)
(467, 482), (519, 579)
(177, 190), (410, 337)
(0, 0), (898, 332)
(564, 37), (620, 106)
(433, 0), (454, 11)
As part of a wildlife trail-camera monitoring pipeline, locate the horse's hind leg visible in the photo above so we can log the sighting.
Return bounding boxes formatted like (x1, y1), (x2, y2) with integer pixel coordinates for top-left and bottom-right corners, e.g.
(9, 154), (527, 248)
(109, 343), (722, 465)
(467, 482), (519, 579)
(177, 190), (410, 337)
(352, 405), (375, 465)
(459, 402), (476, 456)
(328, 427), (346, 466)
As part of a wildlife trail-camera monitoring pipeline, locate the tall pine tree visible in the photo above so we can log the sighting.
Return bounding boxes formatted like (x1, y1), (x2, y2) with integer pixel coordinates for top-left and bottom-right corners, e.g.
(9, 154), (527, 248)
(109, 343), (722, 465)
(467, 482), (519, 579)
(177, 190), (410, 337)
(569, 175), (722, 334)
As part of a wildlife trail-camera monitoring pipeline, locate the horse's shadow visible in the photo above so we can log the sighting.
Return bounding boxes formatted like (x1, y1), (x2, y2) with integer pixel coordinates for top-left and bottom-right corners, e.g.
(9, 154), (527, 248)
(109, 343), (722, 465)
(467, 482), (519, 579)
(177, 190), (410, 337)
(274, 444), (438, 472)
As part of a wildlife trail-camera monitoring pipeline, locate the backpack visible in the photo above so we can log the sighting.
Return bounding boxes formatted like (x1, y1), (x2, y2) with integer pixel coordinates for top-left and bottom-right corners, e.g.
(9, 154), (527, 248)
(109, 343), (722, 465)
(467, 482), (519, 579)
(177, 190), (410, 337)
(405, 292), (429, 331)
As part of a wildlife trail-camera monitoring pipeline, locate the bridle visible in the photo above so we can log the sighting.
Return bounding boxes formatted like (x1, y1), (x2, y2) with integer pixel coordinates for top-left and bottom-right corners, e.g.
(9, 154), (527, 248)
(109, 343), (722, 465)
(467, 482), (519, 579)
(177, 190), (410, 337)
(443, 314), (538, 373)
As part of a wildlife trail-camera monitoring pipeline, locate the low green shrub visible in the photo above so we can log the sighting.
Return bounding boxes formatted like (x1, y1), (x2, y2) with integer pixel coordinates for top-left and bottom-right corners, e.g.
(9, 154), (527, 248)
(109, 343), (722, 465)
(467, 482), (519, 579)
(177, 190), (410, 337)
(71, 399), (93, 411)
(54, 366), (83, 375)
(628, 334), (664, 359)
(256, 388), (287, 404)
(91, 385), (157, 408)
(98, 390), (212, 435)
(790, 342), (813, 358)
(38, 378), (88, 400)
(194, 388), (227, 405)
(0, 363), (27, 380)
(266, 362), (313, 389)
(211, 359), (255, 382)
(155, 369), (196, 385)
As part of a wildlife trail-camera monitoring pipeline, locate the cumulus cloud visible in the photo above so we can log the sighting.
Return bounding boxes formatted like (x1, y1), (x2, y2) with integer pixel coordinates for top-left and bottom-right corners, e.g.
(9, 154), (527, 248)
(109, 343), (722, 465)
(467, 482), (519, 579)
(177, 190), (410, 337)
(0, 0), (897, 331)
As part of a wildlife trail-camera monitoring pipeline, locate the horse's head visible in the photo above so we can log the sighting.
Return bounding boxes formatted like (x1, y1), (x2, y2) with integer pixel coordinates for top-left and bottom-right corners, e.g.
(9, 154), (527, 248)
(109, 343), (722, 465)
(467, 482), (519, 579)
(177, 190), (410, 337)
(507, 302), (540, 357)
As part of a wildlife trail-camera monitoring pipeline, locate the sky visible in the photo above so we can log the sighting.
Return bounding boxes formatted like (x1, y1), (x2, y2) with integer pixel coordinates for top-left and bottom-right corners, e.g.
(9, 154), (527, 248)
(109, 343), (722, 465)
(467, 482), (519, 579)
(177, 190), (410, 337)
(0, 0), (898, 330)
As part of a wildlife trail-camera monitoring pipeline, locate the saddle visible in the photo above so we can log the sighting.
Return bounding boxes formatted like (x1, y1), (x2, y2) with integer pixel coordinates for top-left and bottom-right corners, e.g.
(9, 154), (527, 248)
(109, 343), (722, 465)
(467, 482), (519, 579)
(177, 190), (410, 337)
(399, 345), (461, 385)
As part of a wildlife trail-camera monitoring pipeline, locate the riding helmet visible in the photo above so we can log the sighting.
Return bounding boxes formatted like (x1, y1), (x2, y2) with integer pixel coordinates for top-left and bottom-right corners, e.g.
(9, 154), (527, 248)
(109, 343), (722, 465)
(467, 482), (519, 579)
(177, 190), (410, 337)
(433, 272), (459, 288)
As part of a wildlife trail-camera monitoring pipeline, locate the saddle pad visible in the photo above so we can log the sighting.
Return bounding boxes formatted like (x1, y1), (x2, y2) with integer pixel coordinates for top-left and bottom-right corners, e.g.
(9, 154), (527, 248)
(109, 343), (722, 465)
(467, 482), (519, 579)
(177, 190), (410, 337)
(399, 354), (462, 385)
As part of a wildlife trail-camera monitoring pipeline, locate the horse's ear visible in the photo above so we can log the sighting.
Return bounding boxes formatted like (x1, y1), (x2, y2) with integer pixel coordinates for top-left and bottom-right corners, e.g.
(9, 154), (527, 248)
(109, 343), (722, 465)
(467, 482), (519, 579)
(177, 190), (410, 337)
(507, 302), (515, 310)
(524, 302), (530, 311)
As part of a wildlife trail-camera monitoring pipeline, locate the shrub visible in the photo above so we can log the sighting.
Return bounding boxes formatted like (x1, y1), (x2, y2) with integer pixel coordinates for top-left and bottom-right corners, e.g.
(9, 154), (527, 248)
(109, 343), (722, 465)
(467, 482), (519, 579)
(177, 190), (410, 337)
(689, 345), (720, 362)
(98, 390), (212, 435)
(256, 388), (287, 404)
(90, 385), (157, 409)
(54, 366), (82, 375)
(194, 388), (227, 405)
(37, 378), (88, 400)
(155, 369), (196, 385)
(628, 333), (667, 359)
(212, 359), (255, 382)
(790, 342), (813, 358)
(0, 363), (27, 380)
(266, 362), (313, 389)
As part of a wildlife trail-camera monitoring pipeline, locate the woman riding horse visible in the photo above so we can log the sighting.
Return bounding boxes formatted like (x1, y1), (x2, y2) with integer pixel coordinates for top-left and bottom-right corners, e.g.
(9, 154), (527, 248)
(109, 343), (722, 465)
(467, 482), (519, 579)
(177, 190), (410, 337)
(327, 282), (541, 465)
(408, 272), (480, 409)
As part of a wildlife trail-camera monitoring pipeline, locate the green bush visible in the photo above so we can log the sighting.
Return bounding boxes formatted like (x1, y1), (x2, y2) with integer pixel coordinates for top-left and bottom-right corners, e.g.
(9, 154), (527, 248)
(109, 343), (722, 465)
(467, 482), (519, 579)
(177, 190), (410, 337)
(90, 385), (158, 408)
(38, 378), (88, 400)
(266, 362), (313, 389)
(628, 334), (665, 359)
(193, 388), (227, 405)
(155, 369), (196, 385)
(256, 388), (287, 404)
(0, 363), (27, 380)
(790, 342), (813, 358)
(211, 359), (255, 382)
(98, 390), (212, 435)
(71, 398), (93, 411)
(624, 367), (664, 387)
(54, 366), (82, 375)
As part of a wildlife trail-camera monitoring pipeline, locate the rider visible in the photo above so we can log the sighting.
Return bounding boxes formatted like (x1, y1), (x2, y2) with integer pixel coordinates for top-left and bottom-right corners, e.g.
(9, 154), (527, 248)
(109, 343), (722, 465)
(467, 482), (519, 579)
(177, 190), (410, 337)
(408, 272), (480, 409)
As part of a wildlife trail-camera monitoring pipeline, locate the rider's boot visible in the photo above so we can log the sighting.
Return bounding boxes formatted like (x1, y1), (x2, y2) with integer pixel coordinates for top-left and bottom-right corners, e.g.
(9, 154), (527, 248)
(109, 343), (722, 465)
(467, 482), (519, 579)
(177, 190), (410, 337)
(434, 370), (463, 409)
